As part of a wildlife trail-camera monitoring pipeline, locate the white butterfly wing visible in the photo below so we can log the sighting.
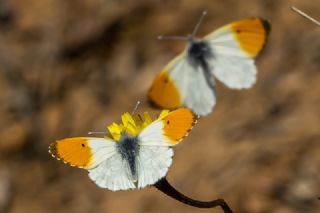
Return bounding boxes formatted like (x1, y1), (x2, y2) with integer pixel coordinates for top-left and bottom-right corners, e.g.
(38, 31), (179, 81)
(205, 18), (270, 89)
(136, 108), (196, 188)
(182, 62), (216, 115)
(88, 153), (136, 191)
(149, 52), (216, 116)
(136, 146), (173, 188)
(208, 56), (256, 89)
(169, 55), (216, 116)
(50, 137), (135, 191)
(85, 138), (119, 168)
(205, 28), (252, 58)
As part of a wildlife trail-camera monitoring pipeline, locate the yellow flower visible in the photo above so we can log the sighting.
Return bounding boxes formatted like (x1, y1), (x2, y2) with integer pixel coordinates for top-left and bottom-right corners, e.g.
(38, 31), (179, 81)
(105, 110), (170, 141)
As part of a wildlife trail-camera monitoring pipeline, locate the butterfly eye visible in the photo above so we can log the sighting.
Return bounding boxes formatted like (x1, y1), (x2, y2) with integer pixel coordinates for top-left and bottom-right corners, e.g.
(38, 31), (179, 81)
(164, 78), (169, 83)
(166, 120), (170, 125)
(81, 144), (85, 147)
(236, 29), (242, 34)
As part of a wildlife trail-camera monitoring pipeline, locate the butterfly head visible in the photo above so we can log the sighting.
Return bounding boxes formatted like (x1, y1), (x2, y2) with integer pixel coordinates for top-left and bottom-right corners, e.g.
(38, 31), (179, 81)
(186, 34), (196, 43)
(157, 11), (207, 44)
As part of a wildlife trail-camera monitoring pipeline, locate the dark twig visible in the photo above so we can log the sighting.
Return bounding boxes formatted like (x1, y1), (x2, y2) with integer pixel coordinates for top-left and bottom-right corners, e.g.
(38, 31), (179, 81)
(154, 178), (233, 213)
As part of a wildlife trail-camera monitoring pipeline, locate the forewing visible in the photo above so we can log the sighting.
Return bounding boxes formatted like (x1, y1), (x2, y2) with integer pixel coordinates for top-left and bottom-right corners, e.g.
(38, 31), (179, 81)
(139, 108), (197, 146)
(149, 54), (216, 115)
(49, 137), (117, 169)
(204, 18), (270, 89)
(205, 18), (270, 58)
(148, 55), (185, 109)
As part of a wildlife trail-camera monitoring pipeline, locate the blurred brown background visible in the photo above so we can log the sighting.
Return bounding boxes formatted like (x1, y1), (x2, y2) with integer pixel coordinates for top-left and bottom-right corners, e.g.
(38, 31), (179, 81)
(0, 0), (319, 212)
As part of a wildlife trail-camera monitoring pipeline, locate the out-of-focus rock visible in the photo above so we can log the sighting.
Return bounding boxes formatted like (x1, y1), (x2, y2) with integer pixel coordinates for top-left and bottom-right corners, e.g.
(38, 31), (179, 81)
(0, 120), (28, 153)
(0, 169), (11, 212)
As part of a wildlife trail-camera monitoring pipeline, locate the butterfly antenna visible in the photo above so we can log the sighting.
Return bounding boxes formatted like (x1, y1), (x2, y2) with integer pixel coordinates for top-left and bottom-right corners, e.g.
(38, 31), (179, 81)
(88, 131), (107, 135)
(88, 100), (140, 136)
(157, 35), (188, 41)
(121, 101), (141, 134)
(130, 101), (141, 116)
(291, 6), (320, 27)
(191, 10), (207, 37)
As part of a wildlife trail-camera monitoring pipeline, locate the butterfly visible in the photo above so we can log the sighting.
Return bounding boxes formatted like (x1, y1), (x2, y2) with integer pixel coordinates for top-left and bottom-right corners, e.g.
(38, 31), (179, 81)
(148, 14), (271, 116)
(49, 108), (197, 191)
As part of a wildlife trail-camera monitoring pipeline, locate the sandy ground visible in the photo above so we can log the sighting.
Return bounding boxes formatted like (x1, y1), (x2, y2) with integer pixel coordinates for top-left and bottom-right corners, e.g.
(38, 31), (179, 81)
(0, 0), (319, 212)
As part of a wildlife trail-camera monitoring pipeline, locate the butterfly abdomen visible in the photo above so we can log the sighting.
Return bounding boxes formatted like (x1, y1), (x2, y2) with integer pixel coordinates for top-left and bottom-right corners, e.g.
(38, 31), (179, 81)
(117, 134), (139, 181)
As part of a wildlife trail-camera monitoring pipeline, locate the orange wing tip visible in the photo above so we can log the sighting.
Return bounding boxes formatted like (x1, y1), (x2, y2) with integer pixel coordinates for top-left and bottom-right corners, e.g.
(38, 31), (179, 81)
(257, 17), (271, 49)
(148, 71), (182, 109)
(162, 108), (198, 145)
(48, 138), (93, 169)
(260, 18), (271, 36)
(49, 141), (80, 168)
(48, 141), (60, 159)
(49, 141), (73, 166)
(232, 17), (271, 58)
(171, 117), (198, 145)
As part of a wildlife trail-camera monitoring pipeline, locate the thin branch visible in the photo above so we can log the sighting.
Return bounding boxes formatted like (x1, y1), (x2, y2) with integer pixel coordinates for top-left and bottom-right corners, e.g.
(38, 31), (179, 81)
(291, 6), (320, 27)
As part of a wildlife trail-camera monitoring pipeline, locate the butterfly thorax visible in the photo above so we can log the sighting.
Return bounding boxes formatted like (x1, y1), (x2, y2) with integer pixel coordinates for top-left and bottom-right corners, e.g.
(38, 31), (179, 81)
(187, 39), (213, 68)
(117, 133), (139, 181)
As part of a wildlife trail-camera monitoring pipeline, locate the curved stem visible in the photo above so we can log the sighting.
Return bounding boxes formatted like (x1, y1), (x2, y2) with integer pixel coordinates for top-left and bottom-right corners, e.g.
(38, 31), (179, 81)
(154, 178), (233, 213)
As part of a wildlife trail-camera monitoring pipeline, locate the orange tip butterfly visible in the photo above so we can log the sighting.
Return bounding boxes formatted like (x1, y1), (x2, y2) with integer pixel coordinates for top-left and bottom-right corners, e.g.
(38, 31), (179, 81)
(49, 108), (197, 191)
(148, 12), (271, 116)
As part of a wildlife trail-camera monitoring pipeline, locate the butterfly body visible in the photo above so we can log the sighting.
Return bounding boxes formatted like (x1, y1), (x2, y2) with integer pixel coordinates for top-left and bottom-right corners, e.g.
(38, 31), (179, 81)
(187, 38), (216, 92)
(149, 18), (270, 116)
(116, 133), (140, 182)
(49, 108), (197, 191)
